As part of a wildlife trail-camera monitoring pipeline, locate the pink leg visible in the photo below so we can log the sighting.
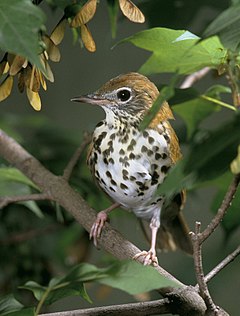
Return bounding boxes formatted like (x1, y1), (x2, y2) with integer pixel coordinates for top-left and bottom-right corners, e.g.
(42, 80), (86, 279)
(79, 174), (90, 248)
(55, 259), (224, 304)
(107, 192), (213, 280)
(133, 217), (160, 266)
(90, 202), (120, 247)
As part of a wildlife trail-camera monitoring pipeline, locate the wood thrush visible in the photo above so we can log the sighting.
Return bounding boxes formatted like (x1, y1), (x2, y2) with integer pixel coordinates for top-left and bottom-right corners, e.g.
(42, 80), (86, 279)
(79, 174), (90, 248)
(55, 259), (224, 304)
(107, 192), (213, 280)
(72, 72), (192, 265)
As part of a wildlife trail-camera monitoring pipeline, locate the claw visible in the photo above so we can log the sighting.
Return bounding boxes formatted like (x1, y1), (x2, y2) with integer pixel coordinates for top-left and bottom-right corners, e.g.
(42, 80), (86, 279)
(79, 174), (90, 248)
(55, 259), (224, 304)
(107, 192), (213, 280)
(89, 211), (108, 248)
(133, 250), (158, 266)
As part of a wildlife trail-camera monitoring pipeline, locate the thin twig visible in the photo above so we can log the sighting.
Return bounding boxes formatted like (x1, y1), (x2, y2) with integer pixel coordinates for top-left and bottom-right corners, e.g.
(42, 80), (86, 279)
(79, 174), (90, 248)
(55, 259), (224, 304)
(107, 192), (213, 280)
(0, 224), (60, 245)
(205, 244), (240, 284)
(0, 193), (51, 209)
(39, 298), (171, 316)
(190, 222), (218, 314)
(180, 67), (211, 89)
(200, 174), (240, 244)
(63, 132), (91, 181)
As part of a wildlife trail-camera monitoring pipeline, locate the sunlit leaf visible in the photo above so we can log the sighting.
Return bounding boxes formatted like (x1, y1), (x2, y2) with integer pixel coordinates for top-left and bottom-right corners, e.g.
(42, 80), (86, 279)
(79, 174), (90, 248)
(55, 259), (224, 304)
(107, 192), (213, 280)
(9, 55), (27, 76)
(122, 28), (227, 75)
(119, 0), (145, 23)
(230, 145), (240, 174)
(0, 75), (13, 101)
(81, 24), (96, 52)
(50, 17), (67, 45)
(26, 88), (42, 111)
(0, 0), (46, 73)
(71, 0), (97, 28)
(43, 35), (61, 62)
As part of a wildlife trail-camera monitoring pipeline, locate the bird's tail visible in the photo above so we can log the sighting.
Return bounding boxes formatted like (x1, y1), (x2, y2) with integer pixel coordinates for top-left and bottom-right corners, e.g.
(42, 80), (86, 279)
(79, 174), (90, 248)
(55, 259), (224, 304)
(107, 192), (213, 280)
(140, 192), (193, 255)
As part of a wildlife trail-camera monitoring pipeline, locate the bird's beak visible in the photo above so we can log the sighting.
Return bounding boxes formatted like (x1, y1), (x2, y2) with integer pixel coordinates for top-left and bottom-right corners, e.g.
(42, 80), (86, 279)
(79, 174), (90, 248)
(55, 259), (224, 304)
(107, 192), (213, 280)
(71, 94), (109, 106)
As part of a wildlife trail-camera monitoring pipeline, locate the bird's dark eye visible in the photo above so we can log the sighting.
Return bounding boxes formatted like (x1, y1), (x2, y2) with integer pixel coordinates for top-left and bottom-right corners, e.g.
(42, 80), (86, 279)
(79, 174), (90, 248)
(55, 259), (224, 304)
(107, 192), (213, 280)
(117, 89), (131, 102)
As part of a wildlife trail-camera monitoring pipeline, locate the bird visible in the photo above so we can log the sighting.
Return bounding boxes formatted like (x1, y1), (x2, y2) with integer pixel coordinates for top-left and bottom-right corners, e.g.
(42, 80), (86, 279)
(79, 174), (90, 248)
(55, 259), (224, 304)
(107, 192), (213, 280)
(71, 72), (192, 266)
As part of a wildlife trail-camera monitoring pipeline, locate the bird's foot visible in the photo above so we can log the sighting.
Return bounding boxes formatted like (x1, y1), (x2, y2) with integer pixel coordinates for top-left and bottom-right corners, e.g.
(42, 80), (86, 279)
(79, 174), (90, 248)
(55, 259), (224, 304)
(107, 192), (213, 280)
(133, 250), (158, 266)
(90, 211), (108, 248)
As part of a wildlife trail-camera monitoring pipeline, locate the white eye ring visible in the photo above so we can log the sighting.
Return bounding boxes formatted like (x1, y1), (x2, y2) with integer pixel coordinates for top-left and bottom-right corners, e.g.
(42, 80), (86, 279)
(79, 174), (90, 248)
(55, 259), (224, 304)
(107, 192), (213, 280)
(116, 87), (132, 103)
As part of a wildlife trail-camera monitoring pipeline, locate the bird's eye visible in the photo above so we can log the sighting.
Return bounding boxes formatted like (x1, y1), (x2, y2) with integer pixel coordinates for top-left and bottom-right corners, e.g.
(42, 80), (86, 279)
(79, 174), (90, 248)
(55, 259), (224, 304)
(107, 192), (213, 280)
(117, 89), (131, 102)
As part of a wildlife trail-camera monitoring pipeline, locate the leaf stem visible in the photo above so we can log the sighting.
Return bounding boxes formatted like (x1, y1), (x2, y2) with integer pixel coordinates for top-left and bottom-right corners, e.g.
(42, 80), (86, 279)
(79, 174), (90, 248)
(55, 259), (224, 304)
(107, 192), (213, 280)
(201, 95), (236, 111)
(35, 287), (51, 315)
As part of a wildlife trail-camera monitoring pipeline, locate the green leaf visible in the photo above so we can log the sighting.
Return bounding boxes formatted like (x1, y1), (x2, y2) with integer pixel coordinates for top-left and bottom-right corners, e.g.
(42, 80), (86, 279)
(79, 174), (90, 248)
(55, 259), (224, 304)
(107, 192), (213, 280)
(122, 28), (227, 75)
(173, 85), (230, 139)
(4, 308), (35, 316)
(0, 167), (38, 190)
(99, 260), (180, 295)
(0, 295), (23, 315)
(185, 114), (240, 181)
(20, 263), (113, 306)
(0, 0), (46, 70)
(0, 167), (43, 218)
(204, 4), (240, 50)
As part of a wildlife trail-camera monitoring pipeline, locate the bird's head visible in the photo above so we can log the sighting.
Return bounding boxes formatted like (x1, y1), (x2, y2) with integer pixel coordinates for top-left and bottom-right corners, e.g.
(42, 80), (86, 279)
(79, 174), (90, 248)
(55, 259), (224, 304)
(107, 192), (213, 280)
(71, 72), (159, 123)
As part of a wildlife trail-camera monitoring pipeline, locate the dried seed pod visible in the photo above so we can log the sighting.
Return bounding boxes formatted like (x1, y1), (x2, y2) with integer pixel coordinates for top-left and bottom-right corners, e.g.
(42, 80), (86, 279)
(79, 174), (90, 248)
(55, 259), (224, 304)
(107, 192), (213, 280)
(119, 0), (145, 23)
(81, 24), (96, 52)
(43, 35), (61, 62)
(50, 17), (67, 45)
(0, 75), (13, 101)
(26, 87), (41, 111)
(9, 55), (27, 76)
(71, 0), (97, 27)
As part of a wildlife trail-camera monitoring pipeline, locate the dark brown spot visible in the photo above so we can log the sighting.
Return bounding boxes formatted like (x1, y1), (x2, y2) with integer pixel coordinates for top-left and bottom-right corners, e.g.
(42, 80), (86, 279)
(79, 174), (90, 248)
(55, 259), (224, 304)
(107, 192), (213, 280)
(106, 171), (112, 178)
(148, 136), (154, 144)
(130, 176), (136, 181)
(147, 149), (153, 156)
(141, 145), (148, 153)
(110, 133), (116, 140)
(96, 121), (104, 128)
(110, 186), (116, 192)
(120, 183), (128, 190)
(143, 131), (149, 138)
(162, 153), (167, 159)
(111, 179), (117, 186)
(103, 158), (108, 165)
(138, 192), (144, 196)
(161, 165), (170, 173)
(153, 146), (159, 152)
(155, 153), (162, 160)
(109, 158), (114, 164)
(129, 152), (135, 159)
(119, 148), (125, 155)
(136, 181), (143, 186)
(164, 134), (170, 142)
(122, 169), (129, 176)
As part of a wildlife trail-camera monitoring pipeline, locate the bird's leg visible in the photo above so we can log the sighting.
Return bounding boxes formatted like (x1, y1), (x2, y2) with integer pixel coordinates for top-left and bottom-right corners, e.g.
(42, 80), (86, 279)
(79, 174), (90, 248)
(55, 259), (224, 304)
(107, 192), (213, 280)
(133, 216), (160, 266)
(90, 202), (120, 247)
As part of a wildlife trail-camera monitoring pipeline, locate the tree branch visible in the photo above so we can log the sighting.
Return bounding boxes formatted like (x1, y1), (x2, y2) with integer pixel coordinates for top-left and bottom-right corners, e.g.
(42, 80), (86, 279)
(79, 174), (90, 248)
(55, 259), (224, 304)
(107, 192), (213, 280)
(0, 193), (51, 209)
(190, 222), (217, 314)
(39, 298), (171, 316)
(63, 132), (91, 181)
(180, 67), (211, 89)
(204, 244), (240, 284)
